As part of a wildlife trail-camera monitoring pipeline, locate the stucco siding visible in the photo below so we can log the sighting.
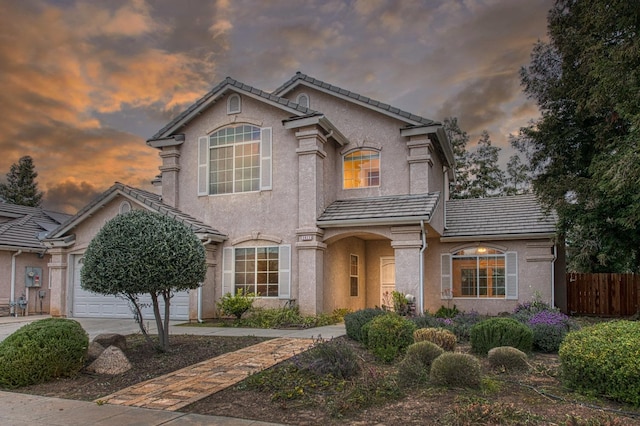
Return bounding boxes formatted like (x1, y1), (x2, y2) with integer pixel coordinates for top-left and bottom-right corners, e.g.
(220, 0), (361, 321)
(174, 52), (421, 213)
(424, 237), (556, 315)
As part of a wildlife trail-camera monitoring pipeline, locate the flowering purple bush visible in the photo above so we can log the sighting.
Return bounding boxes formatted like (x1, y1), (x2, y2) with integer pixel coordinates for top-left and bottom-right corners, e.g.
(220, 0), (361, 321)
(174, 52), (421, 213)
(527, 310), (571, 353)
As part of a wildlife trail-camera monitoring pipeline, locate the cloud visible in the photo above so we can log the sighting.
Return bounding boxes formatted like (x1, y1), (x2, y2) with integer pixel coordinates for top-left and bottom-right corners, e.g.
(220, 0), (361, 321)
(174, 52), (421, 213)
(42, 180), (103, 214)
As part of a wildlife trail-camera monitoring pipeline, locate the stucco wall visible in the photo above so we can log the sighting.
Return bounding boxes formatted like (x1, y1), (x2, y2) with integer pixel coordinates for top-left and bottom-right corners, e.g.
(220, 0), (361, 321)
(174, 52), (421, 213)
(423, 237), (557, 315)
(323, 236), (366, 313)
(0, 250), (51, 315)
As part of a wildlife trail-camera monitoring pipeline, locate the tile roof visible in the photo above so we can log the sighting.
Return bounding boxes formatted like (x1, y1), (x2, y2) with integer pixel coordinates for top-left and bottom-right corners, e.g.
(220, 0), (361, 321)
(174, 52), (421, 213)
(150, 77), (316, 141)
(444, 194), (557, 238)
(0, 203), (70, 250)
(47, 183), (226, 241)
(274, 72), (438, 127)
(317, 193), (440, 226)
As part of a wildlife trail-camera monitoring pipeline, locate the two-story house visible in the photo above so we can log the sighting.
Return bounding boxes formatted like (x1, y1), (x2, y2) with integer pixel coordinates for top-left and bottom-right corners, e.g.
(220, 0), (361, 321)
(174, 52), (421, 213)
(44, 72), (565, 320)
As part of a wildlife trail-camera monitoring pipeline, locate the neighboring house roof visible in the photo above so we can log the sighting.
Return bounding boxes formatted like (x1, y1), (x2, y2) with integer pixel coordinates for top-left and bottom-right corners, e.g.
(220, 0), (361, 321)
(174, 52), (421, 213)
(443, 194), (557, 240)
(317, 193), (440, 227)
(0, 203), (70, 251)
(46, 183), (226, 243)
(274, 71), (438, 127)
(149, 76), (316, 141)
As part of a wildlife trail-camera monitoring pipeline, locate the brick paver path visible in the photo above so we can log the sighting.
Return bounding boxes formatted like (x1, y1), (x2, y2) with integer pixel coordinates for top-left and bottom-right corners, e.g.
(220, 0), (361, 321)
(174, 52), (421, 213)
(96, 337), (315, 411)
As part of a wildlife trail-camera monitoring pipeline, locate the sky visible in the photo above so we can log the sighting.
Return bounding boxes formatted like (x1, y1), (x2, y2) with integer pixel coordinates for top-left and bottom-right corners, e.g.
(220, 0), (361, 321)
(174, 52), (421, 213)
(0, 0), (553, 214)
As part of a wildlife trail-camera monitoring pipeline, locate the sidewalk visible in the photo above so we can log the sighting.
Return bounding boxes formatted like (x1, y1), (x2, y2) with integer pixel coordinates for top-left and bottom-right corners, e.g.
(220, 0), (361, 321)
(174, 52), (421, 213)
(0, 316), (346, 425)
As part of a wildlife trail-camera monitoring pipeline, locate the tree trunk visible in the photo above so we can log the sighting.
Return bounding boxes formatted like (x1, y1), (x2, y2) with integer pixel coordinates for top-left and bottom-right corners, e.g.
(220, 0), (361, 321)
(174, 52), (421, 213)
(162, 290), (171, 350)
(126, 293), (155, 348)
(150, 292), (166, 352)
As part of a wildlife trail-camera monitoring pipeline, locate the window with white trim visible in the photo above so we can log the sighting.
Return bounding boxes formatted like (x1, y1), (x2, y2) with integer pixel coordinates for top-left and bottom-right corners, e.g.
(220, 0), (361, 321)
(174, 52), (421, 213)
(441, 248), (517, 299)
(350, 254), (359, 297)
(343, 149), (380, 189)
(227, 94), (241, 114)
(198, 125), (272, 195)
(222, 245), (291, 298)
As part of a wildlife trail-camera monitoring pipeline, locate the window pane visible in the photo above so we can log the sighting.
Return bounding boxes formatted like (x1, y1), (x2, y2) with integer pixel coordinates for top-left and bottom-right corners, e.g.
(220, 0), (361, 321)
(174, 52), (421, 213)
(209, 126), (261, 194)
(452, 251), (506, 299)
(344, 150), (380, 188)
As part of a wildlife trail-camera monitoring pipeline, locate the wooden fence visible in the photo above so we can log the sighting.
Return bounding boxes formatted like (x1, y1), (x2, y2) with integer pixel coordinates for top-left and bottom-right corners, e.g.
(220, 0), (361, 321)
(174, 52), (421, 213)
(567, 273), (640, 316)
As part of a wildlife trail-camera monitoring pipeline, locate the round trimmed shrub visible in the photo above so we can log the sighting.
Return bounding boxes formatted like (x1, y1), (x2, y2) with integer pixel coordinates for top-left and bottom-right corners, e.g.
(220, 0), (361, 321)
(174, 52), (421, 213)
(344, 308), (386, 343)
(0, 318), (88, 388)
(413, 327), (457, 351)
(470, 317), (533, 355)
(527, 310), (571, 353)
(487, 346), (529, 372)
(397, 341), (444, 386)
(430, 352), (482, 388)
(559, 320), (640, 406)
(366, 313), (416, 362)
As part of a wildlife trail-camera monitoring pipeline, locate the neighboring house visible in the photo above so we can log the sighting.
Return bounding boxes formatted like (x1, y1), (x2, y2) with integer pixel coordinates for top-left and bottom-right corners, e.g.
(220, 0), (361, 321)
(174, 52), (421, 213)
(44, 72), (565, 320)
(0, 203), (70, 316)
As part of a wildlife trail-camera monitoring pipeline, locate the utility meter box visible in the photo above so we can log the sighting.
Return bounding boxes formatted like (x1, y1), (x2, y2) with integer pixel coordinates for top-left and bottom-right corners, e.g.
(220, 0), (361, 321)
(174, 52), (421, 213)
(25, 266), (42, 287)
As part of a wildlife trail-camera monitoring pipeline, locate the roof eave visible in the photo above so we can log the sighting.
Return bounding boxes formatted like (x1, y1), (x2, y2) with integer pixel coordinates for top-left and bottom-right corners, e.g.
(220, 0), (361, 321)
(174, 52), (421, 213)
(283, 114), (349, 146)
(318, 215), (432, 228)
(196, 232), (228, 243)
(440, 232), (556, 243)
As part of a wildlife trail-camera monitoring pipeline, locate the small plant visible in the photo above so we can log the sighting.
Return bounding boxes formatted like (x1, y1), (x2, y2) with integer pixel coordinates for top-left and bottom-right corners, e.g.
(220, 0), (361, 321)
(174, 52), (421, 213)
(344, 308), (386, 342)
(366, 313), (416, 362)
(391, 291), (410, 316)
(217, 289), (256, 319)
(559, 320), (640, 406)
(487, 346), (529, 372)
(511, 292), (553, 323)
(397, 341), (444, 386)
(430, 352), (482, 388)
(0, 318), (88, 388)
(295, 338), (361, 380)
(470, 317), (533, 355)
(435, 304), (459, 318)
(413, 327), (457, 351)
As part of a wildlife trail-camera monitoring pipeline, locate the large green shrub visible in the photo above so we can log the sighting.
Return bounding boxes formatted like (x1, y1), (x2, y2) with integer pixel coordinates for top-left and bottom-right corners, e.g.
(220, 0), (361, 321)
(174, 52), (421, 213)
(559, 321), (640, 406)
(344, 308), (386, 342)
(470, 317), (533, 355)
(430, 352), (482, 388)
(366, 313), (416, 362)
(397, 341), (444, 386)
(413, 327), (457, 351)
(0, 318), (88, 388)
(217, 289), (255, 319)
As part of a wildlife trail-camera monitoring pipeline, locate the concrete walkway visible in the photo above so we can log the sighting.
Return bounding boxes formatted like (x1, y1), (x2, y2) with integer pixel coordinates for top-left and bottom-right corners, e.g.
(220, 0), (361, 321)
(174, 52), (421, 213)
(0, 316), (346, 425)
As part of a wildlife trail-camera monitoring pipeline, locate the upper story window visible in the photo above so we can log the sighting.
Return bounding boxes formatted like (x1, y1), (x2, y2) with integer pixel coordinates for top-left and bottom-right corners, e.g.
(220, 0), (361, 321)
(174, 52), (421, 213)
(227, 94), (241, 114)
(296, 93), (310, 109)
(343, 149), (380, 189)
(198, 125), (272, 196)
(441, 247), (518, 300)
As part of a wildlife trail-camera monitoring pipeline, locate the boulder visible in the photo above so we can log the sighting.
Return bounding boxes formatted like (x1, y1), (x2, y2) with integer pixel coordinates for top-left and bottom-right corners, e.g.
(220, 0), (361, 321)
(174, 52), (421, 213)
(93, 333), (127, 351)
(85, 345), (132, 375)
(86, 341), (105, 363)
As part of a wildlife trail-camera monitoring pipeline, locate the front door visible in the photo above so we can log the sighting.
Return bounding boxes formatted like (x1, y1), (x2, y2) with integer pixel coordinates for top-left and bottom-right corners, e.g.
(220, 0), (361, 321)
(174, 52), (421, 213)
(380, 256), (395, 307)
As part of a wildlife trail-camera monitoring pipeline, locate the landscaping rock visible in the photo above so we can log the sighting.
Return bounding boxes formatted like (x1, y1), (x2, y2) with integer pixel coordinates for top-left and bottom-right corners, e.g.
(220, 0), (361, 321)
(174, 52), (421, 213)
(85, 345), (132, 375)
(93, 333), (127, 351)
(86, 341), (105, 363)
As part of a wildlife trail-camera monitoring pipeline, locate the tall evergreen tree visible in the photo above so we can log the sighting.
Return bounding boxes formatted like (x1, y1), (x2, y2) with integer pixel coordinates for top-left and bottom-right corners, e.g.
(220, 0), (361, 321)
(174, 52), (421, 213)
(504, 136), (532, 196)
(0, 156), (44, 207)
(444, 117), (472, 198)
(518, 0), (640, 272)
(468, 131), (504, 198)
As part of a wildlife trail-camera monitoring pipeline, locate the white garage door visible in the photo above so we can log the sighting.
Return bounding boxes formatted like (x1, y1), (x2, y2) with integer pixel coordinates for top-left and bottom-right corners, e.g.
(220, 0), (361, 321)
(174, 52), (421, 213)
(71, 255), (190, 320)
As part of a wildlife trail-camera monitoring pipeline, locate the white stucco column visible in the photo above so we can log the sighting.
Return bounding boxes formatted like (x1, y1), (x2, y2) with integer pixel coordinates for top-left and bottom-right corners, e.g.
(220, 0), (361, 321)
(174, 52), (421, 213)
(159, 146), (181, 207)
(391, 226), (423, 300)
(47, 248), (68, 317)
(406, 137), (433, 195)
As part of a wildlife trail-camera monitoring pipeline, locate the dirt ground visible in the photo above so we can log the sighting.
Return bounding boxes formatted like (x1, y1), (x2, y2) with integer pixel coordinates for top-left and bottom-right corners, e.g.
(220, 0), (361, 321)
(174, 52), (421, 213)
(13, 334), (640, 426)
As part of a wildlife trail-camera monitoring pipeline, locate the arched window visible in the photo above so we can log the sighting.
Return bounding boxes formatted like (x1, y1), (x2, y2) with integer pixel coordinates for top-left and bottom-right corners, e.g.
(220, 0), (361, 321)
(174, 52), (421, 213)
(119, 201), (131, 214)
(296, 93), (310, 109)
(449, 247), (507, 298)
(198, 124), (272, 195)
(227, 94), (241, 114)
(343, 149), (380, 189)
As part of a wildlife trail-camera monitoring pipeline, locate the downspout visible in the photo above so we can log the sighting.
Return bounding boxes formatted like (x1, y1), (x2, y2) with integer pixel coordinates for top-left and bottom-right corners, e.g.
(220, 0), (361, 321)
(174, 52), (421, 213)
(419, 220), (427, 315)
(551, 244), (557, 308)
(11, 250), (23, 317)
